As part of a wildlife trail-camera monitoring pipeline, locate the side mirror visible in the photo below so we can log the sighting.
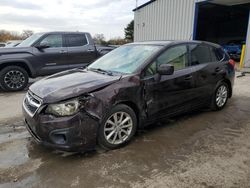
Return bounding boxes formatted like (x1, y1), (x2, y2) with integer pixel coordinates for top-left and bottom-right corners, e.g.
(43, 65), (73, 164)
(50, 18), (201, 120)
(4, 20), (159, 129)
(35, 42), (50, 49)
(157, 64), (174, 75)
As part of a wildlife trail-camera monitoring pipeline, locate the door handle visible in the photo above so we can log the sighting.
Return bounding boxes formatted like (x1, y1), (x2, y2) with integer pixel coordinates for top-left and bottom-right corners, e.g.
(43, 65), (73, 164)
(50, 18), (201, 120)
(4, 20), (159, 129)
(59, 50), (67, 54)
(184, 75), (193, 81)
(87, 49), (95, 52)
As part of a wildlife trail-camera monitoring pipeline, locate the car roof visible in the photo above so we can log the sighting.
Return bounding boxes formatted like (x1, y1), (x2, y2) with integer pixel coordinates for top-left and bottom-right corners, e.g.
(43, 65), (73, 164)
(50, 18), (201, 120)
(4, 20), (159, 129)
(127, 40), (221, 48)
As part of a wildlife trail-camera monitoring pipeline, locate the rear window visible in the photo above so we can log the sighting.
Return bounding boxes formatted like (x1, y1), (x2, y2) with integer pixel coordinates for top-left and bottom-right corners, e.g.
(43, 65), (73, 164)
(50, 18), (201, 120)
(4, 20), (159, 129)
(209, 47), (219, 62)
(189, 44), (211, 65)
(66, 34), (88, 47)
(214, 48), (225, 61)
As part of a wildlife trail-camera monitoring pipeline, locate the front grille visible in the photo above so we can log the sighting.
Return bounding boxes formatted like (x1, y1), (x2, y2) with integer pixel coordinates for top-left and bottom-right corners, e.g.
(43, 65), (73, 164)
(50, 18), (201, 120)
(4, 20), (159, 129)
(23, 91), (42, 116)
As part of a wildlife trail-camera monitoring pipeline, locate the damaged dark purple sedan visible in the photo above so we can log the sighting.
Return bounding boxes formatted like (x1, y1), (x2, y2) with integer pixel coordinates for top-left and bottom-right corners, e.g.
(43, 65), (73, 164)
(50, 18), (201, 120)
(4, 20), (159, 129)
(23, 41), (235, 152)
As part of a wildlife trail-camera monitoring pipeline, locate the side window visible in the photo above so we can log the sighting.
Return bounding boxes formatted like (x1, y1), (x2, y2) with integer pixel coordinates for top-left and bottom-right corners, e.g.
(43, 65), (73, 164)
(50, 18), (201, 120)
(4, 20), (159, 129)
(67, 34), (88, 47)
(189, 44), (211, 65)
(157, 45), (188, 70)
(145, 61), (157, 77)
(210, 47), (219, 62)
(40, 34), (63, 48)
(145, 45), (188, 77)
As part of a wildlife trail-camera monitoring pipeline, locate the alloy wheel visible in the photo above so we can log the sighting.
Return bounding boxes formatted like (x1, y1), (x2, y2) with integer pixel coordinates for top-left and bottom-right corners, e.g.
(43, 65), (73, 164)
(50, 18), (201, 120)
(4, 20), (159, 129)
(104, 112), (133, 145)
(216, 85), (228, 107)
(4, 70), (26, 89)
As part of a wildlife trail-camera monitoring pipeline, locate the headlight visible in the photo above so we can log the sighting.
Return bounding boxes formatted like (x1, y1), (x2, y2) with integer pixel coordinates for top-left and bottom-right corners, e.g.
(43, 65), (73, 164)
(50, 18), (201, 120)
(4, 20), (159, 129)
(46, 99), (81, 117)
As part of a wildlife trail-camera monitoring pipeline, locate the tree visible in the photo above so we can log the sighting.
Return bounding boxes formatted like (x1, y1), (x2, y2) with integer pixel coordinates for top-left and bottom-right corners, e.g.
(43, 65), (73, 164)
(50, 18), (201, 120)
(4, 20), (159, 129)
(107, 37), (127, 45)
(0, 30), (22, 42)
(21, 30), (34, 39)
(93, 34), (107, 45)
(124, 20), (134, 42)
(0, 29), (34, 42)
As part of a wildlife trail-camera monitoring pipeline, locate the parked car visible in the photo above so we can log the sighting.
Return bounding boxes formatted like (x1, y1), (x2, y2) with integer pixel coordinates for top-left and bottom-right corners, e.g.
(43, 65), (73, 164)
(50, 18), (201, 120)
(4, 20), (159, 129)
(5, 40), (23, 48)
(23, 40), (235, 152)
(0, 32), (105, 91)
(0, 43), (6, 47)
(223, 40), (245, 61)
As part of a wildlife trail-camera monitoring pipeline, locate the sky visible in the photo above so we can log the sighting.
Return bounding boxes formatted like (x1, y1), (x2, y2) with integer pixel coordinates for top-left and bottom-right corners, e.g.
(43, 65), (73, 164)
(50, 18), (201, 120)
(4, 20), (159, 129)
(0, 0), (149, 40)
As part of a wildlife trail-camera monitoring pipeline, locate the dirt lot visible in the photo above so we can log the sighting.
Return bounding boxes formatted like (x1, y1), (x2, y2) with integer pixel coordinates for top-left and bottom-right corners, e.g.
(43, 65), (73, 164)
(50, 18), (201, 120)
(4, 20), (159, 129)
(0, 74), (250, 188)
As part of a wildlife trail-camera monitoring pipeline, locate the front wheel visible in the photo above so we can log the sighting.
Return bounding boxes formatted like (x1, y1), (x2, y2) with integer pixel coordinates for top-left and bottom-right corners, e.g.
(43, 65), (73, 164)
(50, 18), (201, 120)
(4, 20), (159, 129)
(210, 82), (229, 111)
(0, 66), (29, 91)
(98, 104), (137, 150)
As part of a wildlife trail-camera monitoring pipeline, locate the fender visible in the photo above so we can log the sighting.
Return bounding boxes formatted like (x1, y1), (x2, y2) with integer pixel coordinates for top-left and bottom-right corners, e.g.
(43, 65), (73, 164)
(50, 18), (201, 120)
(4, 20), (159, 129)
(0, 59), (36, 77)
(214, 79), (233, 98)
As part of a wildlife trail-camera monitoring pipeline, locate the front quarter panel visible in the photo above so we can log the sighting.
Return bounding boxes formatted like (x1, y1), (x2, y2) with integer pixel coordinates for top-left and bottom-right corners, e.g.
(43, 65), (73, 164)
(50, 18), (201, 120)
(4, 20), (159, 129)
(84, 75), (144, 124)
(0, 48), (37, 77)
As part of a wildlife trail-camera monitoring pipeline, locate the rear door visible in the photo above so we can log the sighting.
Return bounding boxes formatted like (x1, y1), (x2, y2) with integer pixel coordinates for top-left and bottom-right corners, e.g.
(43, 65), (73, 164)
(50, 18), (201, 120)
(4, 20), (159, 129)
(189, 43), (226, 106)
(65, 34), (97, 69)
(143, 44), (197, 119)
(32, 34), (69, 75)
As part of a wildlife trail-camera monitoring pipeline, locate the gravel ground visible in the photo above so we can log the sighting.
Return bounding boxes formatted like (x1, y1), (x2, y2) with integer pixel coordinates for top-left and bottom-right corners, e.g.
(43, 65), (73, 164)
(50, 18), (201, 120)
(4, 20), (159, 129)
(0, 73), (250, 188)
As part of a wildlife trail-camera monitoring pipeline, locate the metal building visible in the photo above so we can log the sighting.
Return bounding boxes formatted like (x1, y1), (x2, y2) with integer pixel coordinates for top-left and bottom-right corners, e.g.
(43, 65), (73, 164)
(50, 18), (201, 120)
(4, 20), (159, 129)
(134, 0), (250, 67)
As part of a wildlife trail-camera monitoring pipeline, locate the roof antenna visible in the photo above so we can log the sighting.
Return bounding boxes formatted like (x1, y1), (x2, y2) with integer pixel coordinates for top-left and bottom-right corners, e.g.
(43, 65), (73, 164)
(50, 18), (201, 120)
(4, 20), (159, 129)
(136, 0), (138, 8)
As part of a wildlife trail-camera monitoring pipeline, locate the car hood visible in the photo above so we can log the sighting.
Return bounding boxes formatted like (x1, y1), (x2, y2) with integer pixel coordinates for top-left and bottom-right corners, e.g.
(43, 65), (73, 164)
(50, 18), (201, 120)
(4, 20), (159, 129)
(29, 69), (122, 103)
(0, 47), (32, 55)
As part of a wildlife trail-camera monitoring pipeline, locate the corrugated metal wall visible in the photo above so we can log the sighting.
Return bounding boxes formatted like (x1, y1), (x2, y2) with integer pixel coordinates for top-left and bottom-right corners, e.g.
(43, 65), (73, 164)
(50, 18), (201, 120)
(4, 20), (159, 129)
(134, 0), (250, 68)
(134, 0), (198, 41)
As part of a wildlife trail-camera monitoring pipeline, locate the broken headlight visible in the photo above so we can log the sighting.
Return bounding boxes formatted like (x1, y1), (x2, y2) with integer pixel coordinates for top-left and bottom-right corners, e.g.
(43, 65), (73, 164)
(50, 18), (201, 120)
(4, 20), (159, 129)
(46, 98), (81, 117)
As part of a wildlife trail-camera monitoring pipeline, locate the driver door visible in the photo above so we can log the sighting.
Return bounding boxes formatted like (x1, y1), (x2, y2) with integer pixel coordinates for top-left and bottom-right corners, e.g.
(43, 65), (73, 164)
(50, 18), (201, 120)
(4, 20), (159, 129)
(33, 34), (69, 76)
(142, 44), (196, 119)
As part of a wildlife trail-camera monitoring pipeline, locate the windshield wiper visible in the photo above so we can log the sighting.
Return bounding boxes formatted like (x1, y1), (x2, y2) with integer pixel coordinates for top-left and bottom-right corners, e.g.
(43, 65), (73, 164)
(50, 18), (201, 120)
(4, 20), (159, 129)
(88, 68), (113, 76)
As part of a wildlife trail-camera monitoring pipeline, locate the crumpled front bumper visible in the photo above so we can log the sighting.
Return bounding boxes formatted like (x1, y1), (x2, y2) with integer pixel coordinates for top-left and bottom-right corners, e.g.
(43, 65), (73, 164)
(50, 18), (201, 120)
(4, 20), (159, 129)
(23, 106), (99, 152)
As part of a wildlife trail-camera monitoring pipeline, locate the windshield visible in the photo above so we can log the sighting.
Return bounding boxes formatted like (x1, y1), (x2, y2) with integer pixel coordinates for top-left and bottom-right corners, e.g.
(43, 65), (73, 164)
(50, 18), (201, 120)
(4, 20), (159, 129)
(88, 45), (162, 74)
(17, 33), (43, 47)
(5, 41), (20, 48)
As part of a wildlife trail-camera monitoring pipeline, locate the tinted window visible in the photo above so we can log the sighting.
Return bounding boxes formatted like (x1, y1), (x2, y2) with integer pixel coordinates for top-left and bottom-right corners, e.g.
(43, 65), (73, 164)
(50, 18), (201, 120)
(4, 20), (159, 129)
(39, 34), (63, 48)
(145, 45), (188, 77)
(190, 44), (211, 65)
(210, 47), (219, 62)
(67, 34), (88, 47)
(214, 48), (225, 61)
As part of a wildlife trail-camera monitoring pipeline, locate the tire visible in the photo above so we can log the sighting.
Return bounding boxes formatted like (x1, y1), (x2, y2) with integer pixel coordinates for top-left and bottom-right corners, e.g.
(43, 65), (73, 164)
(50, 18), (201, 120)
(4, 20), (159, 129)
(0, 66), (29, 91)
(98, 104), (137, 150)
(210, 82), (229, 111)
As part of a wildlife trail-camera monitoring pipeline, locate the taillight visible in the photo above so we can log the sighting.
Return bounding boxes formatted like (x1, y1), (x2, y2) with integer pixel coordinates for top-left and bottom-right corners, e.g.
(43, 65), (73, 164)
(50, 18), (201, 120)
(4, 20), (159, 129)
(229, 59), (235, 69)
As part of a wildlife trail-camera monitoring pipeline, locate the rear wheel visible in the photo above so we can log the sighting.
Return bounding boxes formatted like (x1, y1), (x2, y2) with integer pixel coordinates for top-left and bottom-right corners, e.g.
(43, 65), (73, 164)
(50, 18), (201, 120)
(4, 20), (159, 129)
(210, 82), (229, 111)
(98, 104), (137, 150)
(0, 66), (29, 91)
